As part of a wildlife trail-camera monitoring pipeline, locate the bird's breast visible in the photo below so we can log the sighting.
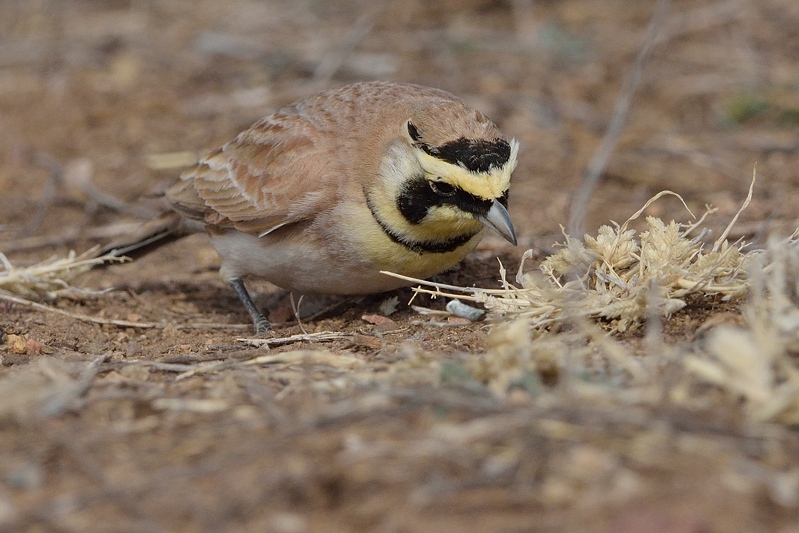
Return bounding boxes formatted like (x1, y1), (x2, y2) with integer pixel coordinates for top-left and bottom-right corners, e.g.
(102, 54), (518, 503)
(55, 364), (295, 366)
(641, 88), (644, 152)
(337, 199), (485, 281)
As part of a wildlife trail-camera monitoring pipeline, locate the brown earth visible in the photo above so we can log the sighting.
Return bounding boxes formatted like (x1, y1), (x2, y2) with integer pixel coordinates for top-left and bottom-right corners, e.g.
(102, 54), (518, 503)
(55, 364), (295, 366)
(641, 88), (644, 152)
(2, 1), (799, 531)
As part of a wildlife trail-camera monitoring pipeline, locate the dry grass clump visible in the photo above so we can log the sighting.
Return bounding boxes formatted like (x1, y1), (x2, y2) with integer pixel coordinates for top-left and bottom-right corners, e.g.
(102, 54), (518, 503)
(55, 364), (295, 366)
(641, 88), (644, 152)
(531, 213), (747, 332)
(391, 189), (753, 334)
(687, 234), (799, 425)
(389, 182), (799, 425)
(514, 191), (752, 333)
(398, 181), (799, 429)
(0, 249), (123, 300)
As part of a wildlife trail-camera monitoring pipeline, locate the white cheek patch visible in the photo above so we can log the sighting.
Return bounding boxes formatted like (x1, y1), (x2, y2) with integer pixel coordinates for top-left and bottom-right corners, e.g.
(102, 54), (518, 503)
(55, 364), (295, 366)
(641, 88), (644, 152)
(380, 142), (426, 196)
(372, 142), (428, 231)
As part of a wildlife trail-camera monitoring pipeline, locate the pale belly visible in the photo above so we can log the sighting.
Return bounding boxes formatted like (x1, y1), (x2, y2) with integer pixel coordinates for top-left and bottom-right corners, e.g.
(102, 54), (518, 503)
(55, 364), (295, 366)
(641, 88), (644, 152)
(209, 226), (483, 295)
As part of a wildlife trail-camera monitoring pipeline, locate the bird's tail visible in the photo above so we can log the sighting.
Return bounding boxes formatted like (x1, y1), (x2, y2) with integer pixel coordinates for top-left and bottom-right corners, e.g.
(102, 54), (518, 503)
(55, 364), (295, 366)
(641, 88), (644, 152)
(95, 212), (200, 263)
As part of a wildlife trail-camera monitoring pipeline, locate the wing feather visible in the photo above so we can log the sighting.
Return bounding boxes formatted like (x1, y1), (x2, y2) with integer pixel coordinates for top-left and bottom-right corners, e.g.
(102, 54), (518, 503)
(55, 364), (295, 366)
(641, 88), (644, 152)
(165, 111), (331, 236)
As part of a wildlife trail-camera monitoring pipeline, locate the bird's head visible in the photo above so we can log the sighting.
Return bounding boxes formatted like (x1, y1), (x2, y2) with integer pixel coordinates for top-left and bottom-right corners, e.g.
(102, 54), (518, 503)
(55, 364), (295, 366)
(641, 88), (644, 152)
(398, 109), (518, 246)
(364, 98), (518, 257)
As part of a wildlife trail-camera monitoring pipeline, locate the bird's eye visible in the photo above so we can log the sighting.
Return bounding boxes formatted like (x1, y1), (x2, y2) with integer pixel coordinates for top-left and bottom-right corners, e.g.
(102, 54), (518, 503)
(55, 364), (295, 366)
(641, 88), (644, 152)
(429, 180), (456, 197)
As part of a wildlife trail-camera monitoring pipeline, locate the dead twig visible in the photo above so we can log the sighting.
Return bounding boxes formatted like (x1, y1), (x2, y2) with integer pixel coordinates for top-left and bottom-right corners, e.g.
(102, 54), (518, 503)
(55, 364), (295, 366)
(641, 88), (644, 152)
(713, 166), (756, 252)
(568, 0), (672, 235)
(0, 291), (250, 330)
(238, 331), (354, 348)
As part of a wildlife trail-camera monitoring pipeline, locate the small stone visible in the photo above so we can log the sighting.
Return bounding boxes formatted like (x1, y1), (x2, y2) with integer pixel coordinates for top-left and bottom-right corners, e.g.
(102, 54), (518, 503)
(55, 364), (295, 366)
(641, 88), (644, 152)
(446, 299), (485, 321)
(362, 314), (398, 331)
(25, 338), (42, 355)
(7, 334), (27, 354)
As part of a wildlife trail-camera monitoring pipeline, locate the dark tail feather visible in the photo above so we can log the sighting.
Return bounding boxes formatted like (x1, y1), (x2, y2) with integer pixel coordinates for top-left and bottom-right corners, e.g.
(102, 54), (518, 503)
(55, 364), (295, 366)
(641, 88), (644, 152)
(96, 212), (198, 263)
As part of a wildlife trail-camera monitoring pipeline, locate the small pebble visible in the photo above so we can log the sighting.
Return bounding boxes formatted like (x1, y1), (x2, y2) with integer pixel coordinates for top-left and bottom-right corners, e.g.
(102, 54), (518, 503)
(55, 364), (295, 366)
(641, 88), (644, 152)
(446, 299), (485, 322)
(6, 334), (27, 354)
(25, 338), (42, 355)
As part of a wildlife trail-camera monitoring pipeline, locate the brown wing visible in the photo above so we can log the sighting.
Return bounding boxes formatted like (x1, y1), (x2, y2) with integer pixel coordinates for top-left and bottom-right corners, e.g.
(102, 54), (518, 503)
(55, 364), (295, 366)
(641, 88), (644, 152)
(165, 81), (482, 236)
(166, 112), (333, 236)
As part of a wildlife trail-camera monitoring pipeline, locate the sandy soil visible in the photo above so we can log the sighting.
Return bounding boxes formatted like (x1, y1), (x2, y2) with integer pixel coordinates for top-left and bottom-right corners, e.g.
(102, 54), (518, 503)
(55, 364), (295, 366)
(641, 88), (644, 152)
(2, 0), (799, 531)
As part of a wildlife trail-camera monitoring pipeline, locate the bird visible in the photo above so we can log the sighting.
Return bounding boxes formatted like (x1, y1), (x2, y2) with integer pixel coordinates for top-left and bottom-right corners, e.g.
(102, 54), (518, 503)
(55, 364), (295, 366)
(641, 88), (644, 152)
(102, 81), (519, 334)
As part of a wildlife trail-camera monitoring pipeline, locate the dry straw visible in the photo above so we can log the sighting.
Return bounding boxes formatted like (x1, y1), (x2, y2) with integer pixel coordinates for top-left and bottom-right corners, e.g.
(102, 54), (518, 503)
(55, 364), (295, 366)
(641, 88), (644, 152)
(386, 181), (755, 334)
(389, 172), (799, 426)
(0, 248), (125, 300)
(686, 232), (799, 425)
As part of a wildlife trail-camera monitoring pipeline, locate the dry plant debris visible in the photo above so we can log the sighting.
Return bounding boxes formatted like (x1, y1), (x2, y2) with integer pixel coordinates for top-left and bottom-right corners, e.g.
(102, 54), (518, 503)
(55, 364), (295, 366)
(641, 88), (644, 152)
(384, 181), (799, 429)
(391, 188), (753, 334)
(687, 234), (799, 425)
(465, 230), (799, 430)
(0, 248), (124, 300)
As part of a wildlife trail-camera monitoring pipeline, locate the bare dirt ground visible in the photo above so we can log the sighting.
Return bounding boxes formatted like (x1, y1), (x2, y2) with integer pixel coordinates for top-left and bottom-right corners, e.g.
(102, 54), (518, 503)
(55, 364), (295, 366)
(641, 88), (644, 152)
(2, 1), (799, 531)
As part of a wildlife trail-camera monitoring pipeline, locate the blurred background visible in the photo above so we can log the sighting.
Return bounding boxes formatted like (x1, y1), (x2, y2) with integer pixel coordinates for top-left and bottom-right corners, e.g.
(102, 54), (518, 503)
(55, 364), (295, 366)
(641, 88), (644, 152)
(2, 2), (799, 530)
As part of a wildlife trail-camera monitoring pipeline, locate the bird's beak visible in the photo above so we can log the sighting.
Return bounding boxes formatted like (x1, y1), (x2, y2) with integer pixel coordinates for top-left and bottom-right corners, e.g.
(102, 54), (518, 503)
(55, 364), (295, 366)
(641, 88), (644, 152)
(478, 199), (517, 246)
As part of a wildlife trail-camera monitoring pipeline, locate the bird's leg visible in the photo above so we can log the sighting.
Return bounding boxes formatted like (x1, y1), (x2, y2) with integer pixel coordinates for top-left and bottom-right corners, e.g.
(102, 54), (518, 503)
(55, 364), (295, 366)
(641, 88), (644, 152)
(229, 277), (272, 334)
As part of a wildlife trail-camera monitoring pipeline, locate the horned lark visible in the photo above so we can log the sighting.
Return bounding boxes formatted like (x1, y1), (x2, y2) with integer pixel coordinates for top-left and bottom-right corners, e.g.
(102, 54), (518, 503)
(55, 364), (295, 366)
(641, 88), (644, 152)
(106, 81), (518, 333)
